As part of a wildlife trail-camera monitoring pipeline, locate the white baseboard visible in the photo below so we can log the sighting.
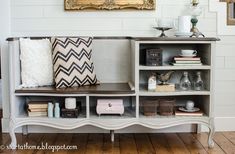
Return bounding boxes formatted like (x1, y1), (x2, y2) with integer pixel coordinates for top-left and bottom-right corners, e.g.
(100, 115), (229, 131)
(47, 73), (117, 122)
(2, 117), (235, 133)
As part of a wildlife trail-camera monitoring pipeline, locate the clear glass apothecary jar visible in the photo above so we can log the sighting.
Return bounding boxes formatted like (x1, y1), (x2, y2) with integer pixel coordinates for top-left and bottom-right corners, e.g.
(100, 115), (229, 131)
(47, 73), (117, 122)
(193, 71), (204, 91)
(179, 71), (192, 91)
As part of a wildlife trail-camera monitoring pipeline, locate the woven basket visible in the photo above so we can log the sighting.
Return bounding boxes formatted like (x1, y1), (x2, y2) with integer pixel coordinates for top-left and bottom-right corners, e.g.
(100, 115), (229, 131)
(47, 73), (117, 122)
(143, 99), (158, 116)
(159, 99), (175, 116)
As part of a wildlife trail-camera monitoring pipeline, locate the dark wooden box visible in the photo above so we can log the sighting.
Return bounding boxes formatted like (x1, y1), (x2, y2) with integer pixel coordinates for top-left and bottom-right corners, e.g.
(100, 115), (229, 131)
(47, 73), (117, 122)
(61, 108), (80, 118)
(146, 48), (163, 66)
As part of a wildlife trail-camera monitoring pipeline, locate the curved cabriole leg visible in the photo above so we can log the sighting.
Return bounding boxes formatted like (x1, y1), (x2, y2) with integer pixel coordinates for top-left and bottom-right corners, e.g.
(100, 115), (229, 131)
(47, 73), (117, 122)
(9, 119), (17, 149)
(208, 119), (215, 148)
(208, 127), (215, 148)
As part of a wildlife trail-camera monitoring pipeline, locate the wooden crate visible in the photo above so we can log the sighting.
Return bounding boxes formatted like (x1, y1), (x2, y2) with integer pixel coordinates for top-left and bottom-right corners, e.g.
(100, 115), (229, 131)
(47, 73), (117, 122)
(156, 84), (175, 92)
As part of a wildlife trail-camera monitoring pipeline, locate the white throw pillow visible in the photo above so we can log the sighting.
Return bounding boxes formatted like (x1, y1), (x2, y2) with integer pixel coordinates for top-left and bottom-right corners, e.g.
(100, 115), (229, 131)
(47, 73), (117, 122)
(20, 38), (54, 87)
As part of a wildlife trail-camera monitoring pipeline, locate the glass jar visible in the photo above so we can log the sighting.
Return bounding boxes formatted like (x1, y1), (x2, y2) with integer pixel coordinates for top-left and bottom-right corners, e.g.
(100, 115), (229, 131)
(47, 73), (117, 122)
(179, 71), (192, 91)
(148, 74), (157, 91)
(48, 102), (53, 118)
(54, 103), (60, 118)
(193, 71), (204, 91)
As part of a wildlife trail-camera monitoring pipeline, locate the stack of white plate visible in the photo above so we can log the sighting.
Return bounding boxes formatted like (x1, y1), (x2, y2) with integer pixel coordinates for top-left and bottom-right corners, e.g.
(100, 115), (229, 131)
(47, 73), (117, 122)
(175, 32), (193, 37)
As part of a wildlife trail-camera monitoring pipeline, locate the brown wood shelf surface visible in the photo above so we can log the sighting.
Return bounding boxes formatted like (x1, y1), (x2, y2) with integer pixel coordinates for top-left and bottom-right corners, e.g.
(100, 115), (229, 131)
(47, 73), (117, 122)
(15, 83), (135, 94)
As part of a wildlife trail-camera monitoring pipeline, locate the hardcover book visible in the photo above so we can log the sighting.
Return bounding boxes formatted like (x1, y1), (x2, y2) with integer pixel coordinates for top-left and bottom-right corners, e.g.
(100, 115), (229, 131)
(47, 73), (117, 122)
(172, 63), (202, 66)
(174, 57), (201, 61)
(175, 110), (203, 116)
(28, 108), (47, 112)
(28, 111), (47, 117)
(175, 60), (202, 64)
(28, 101), (48, 109)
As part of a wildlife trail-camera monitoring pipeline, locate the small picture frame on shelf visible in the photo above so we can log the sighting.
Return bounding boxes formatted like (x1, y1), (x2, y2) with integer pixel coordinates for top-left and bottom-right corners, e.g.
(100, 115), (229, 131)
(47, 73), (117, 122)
(146, 48), (163, 66)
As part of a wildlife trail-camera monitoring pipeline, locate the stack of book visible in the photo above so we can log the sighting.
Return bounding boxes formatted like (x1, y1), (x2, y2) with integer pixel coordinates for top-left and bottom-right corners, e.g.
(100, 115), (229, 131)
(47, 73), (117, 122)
(175, 106), (203, 116)
(172, 57), (202, 66)
(175, 110), (203, 116)
(27, 101), (48, 117)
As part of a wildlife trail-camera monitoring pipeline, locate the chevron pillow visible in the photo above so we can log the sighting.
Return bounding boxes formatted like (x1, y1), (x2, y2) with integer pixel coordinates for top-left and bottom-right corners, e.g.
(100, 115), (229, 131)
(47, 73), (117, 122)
(51, 37), (98, 88)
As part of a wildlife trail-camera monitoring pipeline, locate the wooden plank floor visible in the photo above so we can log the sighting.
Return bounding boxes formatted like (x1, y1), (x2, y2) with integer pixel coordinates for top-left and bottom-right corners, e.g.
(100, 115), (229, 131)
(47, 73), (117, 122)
(0, 132), (235, 154)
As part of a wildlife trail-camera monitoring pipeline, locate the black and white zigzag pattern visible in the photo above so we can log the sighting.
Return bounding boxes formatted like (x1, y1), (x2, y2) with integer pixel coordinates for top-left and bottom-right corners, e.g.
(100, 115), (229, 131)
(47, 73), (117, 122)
(51, 37), (97, 88)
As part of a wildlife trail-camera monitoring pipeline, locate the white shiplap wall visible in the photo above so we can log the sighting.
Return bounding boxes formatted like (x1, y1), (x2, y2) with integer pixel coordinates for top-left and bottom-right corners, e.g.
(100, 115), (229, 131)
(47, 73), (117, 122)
(10, 0), (217, 37)
(2, 0), (234, 131)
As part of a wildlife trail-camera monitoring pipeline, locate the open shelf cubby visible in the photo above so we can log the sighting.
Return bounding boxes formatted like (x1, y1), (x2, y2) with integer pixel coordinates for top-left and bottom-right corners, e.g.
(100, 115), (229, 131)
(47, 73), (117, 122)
(16, 96), (87, 119)
(139, 43), (211, 66)
(139, 95), (210, 118)
(139, 70), (211, 94)
(89, 96), (136, 119)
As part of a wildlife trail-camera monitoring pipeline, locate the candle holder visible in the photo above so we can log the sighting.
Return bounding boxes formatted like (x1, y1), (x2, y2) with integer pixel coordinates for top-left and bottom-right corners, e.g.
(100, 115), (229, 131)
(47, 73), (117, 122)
(153, 27), (172, 37)
(154, 18), (175, 37)
(190, 0), (205, 37)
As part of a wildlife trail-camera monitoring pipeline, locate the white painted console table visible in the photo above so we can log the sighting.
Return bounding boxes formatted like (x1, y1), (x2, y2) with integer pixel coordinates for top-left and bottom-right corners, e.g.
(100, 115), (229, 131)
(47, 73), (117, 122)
(7, 37), (218, 149)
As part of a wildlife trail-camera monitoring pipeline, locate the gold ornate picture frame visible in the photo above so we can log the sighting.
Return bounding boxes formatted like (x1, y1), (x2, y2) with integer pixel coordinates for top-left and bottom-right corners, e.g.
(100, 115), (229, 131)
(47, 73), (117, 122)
(220, 0), (235, 25)
(227, 2), (235, 25)
(64, 0), (155, 10)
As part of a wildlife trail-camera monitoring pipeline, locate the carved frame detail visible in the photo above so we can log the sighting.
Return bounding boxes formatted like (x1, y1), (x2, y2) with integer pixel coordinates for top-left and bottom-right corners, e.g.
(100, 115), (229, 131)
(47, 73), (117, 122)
(64, 0), (155, 10)
(227, 2), (235, 25)
(220, 0), (235, 25)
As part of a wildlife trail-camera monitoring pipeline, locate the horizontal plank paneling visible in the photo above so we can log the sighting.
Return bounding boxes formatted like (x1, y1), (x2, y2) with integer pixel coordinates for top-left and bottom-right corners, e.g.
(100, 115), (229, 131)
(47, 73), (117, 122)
(215, 70), (235, 81)
(225, 56), (235, 68)
(43, 6), (162, 18)
(215, 57), (225, 69)
(216, 44), (235, 56)
(217, 36), (235, 44)
(11, 31), (124, 37)
(11, 6), (44, 18)
(12, 18), (123, 32)
(215, 81), (235, 94)
(11, 0), (63, 6)
(214, 105), (235, 117)
(123, 18), (155, 31)
(158, 0), (208, 5)
(161, 5), (188, 18)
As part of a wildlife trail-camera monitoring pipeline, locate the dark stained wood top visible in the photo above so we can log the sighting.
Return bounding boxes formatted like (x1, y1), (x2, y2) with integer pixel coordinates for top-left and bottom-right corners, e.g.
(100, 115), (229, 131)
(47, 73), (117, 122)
(6, 36), (131, 41)
(133, 37), (220, 41)
(6, 36), (220, 41)
(15, 83), (135, 94)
